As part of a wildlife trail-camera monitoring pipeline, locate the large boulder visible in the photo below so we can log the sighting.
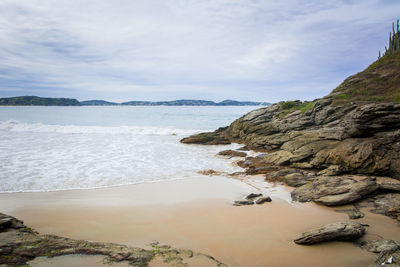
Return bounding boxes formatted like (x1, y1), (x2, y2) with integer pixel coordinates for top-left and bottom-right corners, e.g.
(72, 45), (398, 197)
(291, 175), (379, 206)
(294, 222), (366, 245)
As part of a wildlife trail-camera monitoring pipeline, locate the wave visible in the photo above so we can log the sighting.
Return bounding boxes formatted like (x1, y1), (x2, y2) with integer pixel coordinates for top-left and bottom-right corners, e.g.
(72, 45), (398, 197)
(0, 119), (202, 136)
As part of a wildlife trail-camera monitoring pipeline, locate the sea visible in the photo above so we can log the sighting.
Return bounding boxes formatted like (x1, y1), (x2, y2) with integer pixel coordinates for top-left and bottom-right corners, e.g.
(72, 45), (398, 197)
(0, 106), (260, 193)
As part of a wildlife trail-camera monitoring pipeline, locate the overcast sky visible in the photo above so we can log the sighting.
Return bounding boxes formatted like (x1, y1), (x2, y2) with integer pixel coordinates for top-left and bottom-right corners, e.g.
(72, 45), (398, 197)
(0, 0), (399, 102)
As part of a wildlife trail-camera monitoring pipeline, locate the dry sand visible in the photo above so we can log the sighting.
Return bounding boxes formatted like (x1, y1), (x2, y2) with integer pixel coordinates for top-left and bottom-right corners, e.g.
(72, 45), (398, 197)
(0, 176), (399, 267)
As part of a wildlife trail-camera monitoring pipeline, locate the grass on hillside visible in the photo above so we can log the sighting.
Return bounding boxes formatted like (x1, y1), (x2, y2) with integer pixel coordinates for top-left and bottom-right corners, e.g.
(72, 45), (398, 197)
(331, 50), (400, 105)
(280, 100), (317, 117)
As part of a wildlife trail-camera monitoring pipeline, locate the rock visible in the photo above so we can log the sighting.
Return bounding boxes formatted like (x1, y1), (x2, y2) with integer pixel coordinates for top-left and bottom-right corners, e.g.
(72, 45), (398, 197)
(269, 168), (302, 177)
(255, 196), (272, 204)
(197, 169), (223, 176)
(237, 146), (249, 151)
(233, 200), (254, 206)
(217, 150), (247, 158)
(361, 239), (400, 253)
(180, 127), (230, 145)
(0, 213), (25, 231)
(241, 160), (254, 167)
(379, 183), (400, 193)
(294, 222), (366, 245)
(373, 249), (400, 266)
(369, 193), (400, 220)
(305, 171), (317, 177)
(335, 207), (364, 219)
(256, 153), (268, 159)
(318, 165), (342, 176)
(291, 175), (379, 206)
(246, 166), (278, 175)
(0, 213), (227, 267)
(283, 173), (310, 187)
(245, 193), (262, 200)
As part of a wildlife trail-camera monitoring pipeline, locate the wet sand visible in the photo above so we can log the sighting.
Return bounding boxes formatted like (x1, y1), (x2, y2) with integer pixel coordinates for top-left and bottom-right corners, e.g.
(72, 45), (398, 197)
(1, 176), (399, 266)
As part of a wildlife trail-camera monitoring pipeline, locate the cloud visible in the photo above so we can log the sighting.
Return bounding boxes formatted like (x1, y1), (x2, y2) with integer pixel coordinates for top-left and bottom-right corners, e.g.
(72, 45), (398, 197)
(0, 0), (399, 102)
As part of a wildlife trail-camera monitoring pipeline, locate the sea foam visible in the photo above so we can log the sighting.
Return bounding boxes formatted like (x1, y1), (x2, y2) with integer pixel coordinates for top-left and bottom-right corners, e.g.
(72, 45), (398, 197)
(0, 120), (243, 193)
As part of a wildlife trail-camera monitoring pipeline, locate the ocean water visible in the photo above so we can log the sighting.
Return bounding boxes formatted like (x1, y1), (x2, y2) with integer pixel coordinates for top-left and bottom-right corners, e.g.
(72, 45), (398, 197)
(0, 106), (260, 193)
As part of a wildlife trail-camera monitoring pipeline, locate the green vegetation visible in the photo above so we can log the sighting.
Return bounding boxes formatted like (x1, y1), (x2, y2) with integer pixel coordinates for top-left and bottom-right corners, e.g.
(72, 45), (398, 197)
(280, 100), (316, 117)
(0, 96), (80, 106)
(281, 101), (298, 110)
(379, 19), (400, 58)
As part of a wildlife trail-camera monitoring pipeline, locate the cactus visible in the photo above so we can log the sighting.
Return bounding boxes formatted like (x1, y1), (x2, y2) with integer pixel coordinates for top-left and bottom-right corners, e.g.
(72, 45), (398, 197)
(381, 20), (400, 57)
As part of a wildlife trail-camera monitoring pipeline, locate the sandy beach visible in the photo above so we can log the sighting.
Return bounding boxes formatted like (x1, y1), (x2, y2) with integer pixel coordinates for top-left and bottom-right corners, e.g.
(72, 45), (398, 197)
(1, 176), (398, 266)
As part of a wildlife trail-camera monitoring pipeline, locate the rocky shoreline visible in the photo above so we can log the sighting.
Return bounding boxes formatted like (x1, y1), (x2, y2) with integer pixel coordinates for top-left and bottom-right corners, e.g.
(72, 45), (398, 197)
(0, 213), (227, 267)
(181, 51), (400, 266)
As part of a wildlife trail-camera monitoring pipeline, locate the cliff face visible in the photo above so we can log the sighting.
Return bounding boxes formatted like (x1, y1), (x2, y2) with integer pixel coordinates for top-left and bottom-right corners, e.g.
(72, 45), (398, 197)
(226, 52), (400, 179)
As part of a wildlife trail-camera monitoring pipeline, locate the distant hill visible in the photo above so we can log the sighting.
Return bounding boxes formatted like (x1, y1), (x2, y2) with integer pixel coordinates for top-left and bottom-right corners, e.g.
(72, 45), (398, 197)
(0, 96), (270, 106)
(121, 99), (269, 106)
(0, 96), (80, 106)
(80, 100), (118, 105)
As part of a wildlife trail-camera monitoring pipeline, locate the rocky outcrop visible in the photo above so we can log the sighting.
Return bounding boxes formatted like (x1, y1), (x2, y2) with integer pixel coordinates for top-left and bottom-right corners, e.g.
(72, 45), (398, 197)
(224, 101), (400, 178)
(291, 175), (379, 206)
(180, 48), (400, 222)
(294, 222), (366, 245)
(0, 213), (226, 267)
(181, 53), (400, 179)
(180, 127), (230, 145)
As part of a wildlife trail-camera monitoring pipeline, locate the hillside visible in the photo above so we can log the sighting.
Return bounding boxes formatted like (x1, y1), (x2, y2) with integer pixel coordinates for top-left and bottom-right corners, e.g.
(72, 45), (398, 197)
(0, 97), (269, 106)
(0, 96), (80, 106)
(330, 50), (400, 105)
(121, 99), (269, 106)
(80, 100), (118, 105)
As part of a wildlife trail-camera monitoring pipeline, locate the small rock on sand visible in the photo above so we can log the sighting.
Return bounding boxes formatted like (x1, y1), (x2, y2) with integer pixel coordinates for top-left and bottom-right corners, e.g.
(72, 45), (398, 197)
(255, 196), (272, 204)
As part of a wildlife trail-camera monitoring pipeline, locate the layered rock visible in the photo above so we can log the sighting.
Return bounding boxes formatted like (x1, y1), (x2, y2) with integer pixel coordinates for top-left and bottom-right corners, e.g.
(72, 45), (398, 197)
(217, 149), (247, 158)
(182, 53), (400, 179)
(180, 127), (230, 145)
(225, 100), (400, 178)
(0, 213), (226, 266)
(291, 175), (379, 206)
(294, 222), (366, 245)
(361, 239), (400, 253)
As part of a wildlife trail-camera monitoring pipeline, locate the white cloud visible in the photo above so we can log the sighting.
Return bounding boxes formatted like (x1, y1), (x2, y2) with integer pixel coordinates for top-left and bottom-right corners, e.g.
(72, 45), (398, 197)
(0, 0), (399, 102)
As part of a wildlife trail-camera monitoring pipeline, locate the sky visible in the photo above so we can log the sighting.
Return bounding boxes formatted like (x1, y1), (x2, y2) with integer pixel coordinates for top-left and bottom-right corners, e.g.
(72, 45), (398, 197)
(0, 0), (399, 103)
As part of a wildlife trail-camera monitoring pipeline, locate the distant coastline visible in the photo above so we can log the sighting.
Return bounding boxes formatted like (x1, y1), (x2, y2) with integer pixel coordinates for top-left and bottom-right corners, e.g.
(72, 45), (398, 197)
(0, 96), (270, 106)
